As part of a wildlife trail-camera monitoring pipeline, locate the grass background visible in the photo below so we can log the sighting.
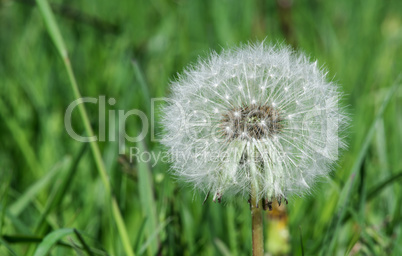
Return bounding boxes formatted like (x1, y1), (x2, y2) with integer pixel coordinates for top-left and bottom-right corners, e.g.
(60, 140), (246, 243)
(1, 0), (402, 255)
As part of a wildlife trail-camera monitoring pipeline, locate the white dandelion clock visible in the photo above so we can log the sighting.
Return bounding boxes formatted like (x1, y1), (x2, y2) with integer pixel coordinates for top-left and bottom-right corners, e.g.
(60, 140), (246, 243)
(161, 42), (347, 208)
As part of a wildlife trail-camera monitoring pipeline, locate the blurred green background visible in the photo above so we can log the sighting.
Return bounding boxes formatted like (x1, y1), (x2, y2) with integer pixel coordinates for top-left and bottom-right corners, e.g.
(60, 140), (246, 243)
(1, 0), (402, 255)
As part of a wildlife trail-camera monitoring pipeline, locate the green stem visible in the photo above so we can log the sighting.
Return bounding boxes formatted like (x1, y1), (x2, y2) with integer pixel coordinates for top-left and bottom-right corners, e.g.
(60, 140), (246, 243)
(35, 1), (135, 255)
(251, 184), (264, 256)
(249, 142), (264, 256)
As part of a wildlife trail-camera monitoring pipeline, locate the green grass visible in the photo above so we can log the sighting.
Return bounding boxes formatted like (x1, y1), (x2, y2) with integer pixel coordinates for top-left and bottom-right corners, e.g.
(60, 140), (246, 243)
(1, 0), (402, 255)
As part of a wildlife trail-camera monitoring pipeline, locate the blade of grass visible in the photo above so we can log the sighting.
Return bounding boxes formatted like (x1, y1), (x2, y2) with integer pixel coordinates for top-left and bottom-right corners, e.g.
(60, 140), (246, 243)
(2, 234), (107, 255)
(33, 144), (87, 234)
(329, 169), (402, 227)
(226, 205), (238, 256)
(137, 140), (159, 255)
(9, 156), (71, 217)
(73, 229), (95, 256)
(2, 210), (32, 235)
(2, 235), (47, 244)
(299, 226), (304, 256)
(0, 237), (19, 256)
(138, 217), (172, 255)
(24, 145), (86, 256)
(34, 1), (134, 255)
(180, 205), (195, 253)
(133, 217), (147, 254)
(214, 238), (231, 256)
(322, 75), (401, 255)
(358, 163), (367, 223)
(367, 170), (402, 200)
(0, 170), (11, 233)
(33, 228), (74, 256)
(0, 100), (41, 177)
(131, 60), (151, 116)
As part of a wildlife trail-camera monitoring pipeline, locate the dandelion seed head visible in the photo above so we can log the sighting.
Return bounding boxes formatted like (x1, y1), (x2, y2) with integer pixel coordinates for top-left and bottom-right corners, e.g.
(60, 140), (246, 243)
(161, 42), (348, 204)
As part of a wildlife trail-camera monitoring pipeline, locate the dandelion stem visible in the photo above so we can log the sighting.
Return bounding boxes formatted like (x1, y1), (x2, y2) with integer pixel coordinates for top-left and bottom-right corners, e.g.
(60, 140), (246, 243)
(249, 143), (264, 256)
(247, 144), (264, 256)
(251, 183), (264, 256)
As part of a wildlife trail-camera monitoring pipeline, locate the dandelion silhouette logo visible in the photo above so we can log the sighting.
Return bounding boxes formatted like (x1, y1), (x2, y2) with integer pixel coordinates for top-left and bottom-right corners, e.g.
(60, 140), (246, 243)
(161, 42), (347, 207)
